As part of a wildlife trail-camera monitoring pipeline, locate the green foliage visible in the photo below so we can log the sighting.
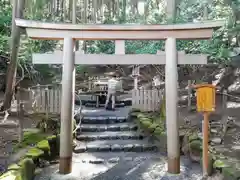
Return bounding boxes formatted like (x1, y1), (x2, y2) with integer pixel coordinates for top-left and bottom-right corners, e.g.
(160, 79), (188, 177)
(0, 0), (240, 82)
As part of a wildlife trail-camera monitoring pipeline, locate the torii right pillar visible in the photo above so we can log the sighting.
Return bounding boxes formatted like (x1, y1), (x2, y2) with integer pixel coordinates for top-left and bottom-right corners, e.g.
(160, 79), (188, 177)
(165, 37), (180, 173)
(165, 0), (179, 174)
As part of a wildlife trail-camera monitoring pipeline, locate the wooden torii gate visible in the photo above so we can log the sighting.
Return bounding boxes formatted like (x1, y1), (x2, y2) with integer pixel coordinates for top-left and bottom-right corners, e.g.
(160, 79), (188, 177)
(15, 19), (224, 175)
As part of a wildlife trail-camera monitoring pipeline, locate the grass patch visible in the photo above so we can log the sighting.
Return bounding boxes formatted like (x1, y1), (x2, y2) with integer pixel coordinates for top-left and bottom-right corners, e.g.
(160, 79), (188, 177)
(13, 131), (49, 152)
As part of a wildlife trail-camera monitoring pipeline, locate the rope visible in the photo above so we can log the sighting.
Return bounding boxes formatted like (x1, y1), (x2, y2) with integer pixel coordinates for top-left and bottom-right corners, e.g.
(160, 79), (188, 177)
(73, 94), (82, 134)
(217, 92), (240, 101)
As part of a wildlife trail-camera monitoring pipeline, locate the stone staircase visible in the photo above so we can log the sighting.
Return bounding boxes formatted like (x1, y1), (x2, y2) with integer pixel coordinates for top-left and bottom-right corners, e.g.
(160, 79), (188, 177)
(75, 96), (132, 107)
(73, 106), (158, 164)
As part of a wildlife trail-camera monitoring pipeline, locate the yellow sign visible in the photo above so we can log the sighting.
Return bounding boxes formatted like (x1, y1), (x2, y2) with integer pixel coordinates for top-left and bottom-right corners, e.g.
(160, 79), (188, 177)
(194, 84), (216, 112)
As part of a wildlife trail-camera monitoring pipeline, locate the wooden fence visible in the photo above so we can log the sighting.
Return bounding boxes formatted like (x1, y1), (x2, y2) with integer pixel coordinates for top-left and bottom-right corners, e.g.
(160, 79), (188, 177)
(18, 84), (94, 114)
(132, 89), (163, 112)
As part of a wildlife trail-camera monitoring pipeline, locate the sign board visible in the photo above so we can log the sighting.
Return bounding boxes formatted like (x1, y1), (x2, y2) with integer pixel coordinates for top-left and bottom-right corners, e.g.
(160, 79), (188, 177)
(194, 84), (216, 112)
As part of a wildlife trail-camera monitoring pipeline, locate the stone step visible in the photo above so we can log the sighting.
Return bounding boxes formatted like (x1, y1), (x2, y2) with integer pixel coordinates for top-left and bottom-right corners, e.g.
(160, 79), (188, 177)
(76, 131), (144, 141)
(73, 140), (158, 153)
(72, 152), (162, 164)
(81, 116), (129, 124)
(78, 123), (138, 132)
(77, 100), (132, 106)
(85, 103), (125, 108)
(0, 122), (19, 128)
(77, 100), (123, 105)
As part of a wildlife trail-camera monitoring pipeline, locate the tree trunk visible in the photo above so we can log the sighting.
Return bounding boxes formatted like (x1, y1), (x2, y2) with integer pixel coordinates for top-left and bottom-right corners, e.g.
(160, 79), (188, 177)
(83, 0), (88, 52)
(72, 0), (79, 51)
(122, 0), (126, 22)
(2, 0), (26, 111)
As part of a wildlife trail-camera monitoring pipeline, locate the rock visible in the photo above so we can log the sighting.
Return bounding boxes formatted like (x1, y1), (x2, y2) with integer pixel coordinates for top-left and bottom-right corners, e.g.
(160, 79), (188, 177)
(89, 159), (105, 164)
(213, 159), (230, 169)
(123, 144), (133, 152)
(111, 144), (122, 152)
(98, 145), (111, 152)
(211, 137), (222, 144)
(130, 125), (138, 131)
(189, 140), (202, 162)
(132, 144), (142, 152)
(181, 135), (189, 155)
(98, 126), (107, 132)
(98, 134), (110, 140)
(189, 133), (200, 142)
(117, 117), (127, 123)
(36, 140), (50, 152)
(74, 145), (87, 153)
(120, 125), (129, 131)
(108, 157), (120, 163)
(87, 144), (99, 152)
(25, 148), (44, 162)
(108, 117), (117, 124)
(121, 134), (131, 140)
(210, 129), (218, 134)
(142, 144), (153, 152)
(82, 125), (97, 132)
(140, 120), (152, 129)
(18, 158), (36, 180)
(197, 133), (203, 140)
(109, 125), (120, 131)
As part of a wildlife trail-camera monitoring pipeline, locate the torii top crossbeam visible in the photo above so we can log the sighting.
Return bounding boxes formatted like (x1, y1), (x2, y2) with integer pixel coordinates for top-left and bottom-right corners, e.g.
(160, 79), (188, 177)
(15, 19), (225, 40)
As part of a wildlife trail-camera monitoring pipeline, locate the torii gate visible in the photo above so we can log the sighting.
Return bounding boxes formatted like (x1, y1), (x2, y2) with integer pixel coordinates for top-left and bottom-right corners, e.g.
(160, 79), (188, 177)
(15, 19), (224, 175)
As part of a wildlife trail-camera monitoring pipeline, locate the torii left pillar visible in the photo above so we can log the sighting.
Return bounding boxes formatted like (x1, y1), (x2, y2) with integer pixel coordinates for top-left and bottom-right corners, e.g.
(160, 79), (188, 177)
(59, 38), (74, 174)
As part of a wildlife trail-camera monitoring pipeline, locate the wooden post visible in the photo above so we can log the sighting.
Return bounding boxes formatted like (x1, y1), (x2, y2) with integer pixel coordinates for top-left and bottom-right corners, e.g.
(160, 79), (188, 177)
(165, 0), (179, 173)
(165, 37), (180, 174)
(221, 89), (228, 140)
(27, 87), (32, 112)
(16, 87), (23, 142)
(44, 87), (49, 131)
(16, 87), (20, 116)
(188, 80), (192, 111)
(194, 84), (216, 176)
(203, 111), (209, 175)
(37, 84), (41, 112)
(59, 38), (74, 174)
(18, 103), (24, 142)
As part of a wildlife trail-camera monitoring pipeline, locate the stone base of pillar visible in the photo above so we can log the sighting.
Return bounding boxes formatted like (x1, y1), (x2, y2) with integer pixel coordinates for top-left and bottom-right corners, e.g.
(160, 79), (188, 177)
(59, 156), (72, 174)
(168, 157), (180, 174)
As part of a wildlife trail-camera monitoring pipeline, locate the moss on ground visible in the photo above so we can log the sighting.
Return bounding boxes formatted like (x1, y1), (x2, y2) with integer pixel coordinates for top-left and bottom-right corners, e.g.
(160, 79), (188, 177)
(37, 140), (50, 152)
(0, 170), (20, 180)
(189, 140), (202, 151)
(0, 113), (63, 180)
(148, 123), (159, 133)
(7, 164), (21, 171)
(25, 148), (44, 161)
(18, 158), (35, 180)
(133, 111), (166, 137)
(213, 159), (230, 169)
(188, 133), (200, 142)
(13, 131), (49, 152)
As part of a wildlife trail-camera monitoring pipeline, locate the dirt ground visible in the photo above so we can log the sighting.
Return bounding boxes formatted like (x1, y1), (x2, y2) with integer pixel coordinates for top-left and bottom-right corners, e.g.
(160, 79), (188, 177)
(0, 92), (39, 173)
